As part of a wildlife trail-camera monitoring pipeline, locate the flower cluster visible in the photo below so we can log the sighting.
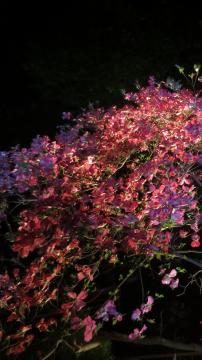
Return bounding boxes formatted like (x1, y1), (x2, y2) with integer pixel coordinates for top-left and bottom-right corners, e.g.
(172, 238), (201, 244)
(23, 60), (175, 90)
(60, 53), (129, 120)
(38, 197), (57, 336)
(0, 77), (201, 356)
(131, 296), (154, 321)
(128, 296), (154, 341)
(159, 269), (179, 289)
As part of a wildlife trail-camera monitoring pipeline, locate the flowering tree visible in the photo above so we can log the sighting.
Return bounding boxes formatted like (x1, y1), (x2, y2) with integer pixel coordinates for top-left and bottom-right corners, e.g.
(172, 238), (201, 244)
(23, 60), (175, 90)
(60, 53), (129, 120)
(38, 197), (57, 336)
(0, 69), (201, 358)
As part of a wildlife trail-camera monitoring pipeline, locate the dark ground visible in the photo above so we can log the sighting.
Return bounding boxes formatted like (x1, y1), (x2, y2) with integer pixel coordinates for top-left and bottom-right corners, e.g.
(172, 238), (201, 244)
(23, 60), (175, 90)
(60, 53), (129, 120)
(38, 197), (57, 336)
(0, 0), (202, 150)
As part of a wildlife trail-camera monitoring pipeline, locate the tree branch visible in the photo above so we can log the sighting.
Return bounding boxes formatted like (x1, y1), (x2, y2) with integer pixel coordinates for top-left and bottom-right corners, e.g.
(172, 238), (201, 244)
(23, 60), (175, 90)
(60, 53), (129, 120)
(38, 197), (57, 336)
(119, 352), (202, 359)
(93, 332), (202, 354)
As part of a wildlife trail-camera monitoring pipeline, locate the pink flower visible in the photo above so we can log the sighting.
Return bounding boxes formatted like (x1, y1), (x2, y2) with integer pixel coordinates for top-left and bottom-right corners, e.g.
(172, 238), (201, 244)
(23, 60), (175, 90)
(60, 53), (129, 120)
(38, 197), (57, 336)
(161, 269), (179, 289)
(83, 316), (96, 342)
(179, 230), (188, 238)
(141, 296), (154, 314)
(190, 223), (199, 232)
(131, 296), (154, 321)
(161, 269), (177, 285)
(170, 278), (179, 289)
(128, 324), (147, 340)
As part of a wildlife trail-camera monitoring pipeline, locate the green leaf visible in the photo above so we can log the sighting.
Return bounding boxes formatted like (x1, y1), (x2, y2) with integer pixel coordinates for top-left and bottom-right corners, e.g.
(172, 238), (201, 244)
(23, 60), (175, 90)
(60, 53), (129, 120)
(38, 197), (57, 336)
(175, 64), (184, 74)
(176, 267), (187, 273)
(155, 292), (164, 299)
(188, 73), (195, 80)
(155, 252), (161, 260)
(161, 219), (176, 230)
(194, 64), (201, 72)
(144, 263), (151, 269)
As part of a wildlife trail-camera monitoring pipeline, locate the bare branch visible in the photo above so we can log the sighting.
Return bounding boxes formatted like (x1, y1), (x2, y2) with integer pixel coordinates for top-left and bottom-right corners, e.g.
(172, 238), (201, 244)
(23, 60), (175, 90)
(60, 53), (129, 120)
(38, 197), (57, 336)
(41, 339), (76, 360)
(99, 332), (202, 353)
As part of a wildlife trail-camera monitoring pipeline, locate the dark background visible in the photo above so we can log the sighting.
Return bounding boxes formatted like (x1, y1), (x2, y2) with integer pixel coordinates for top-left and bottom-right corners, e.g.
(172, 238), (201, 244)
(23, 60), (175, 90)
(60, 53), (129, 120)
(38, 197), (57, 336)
(0, 0), (202, 150)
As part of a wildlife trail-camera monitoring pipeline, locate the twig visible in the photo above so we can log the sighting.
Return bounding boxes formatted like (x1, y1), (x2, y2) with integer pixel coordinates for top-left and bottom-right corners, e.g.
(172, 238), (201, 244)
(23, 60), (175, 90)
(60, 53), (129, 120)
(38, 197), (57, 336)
(173, 253), (202, 269)
(139, 269), (145, 304)
(193, 269), (202, 278)
(177, 269), (202, 296)
(99, 332), (202, 353)
(41, 339), (63, 360)
(41, 339), (76, 360)
(0, 257), (26, 268)
(176, 251), (202, 254)
(76, 341), (102, 353)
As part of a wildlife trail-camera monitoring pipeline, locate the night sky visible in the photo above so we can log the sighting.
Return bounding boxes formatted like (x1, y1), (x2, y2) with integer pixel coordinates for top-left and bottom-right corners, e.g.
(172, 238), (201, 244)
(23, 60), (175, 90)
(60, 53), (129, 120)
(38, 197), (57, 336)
(0, 1), (202, 150)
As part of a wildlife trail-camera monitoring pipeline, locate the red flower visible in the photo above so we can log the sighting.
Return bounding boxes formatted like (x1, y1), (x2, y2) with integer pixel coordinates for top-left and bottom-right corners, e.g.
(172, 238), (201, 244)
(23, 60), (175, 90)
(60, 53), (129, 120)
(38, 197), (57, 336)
(70, 316), (81, 331)
(36, 318), (57, 332)
(67, 290), (88, 311)
(191, 233), (200, 247)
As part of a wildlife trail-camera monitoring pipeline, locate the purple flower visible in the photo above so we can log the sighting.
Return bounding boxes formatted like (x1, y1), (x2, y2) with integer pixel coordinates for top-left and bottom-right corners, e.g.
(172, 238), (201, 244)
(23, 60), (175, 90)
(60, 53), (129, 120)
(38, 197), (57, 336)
(171, 209), (185, 224)
(95, 310), (109, 322)
(95, 300), (122, 322)
(62, 112), (72, 120)
(131, 308), (141, 321)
